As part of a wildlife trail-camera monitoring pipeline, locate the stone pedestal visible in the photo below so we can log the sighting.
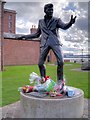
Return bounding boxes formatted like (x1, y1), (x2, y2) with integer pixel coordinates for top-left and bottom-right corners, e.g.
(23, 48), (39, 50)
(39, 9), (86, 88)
(20, 87), (84, 118)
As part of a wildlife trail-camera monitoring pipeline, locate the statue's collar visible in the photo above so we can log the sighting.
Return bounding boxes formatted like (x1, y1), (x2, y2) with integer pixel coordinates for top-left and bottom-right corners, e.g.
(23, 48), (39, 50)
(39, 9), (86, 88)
(44, 15), (52, 20)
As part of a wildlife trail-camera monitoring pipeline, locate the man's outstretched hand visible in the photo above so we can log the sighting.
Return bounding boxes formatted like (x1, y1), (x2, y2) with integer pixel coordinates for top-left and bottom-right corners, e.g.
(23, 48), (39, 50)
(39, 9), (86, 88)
(70, 15), (77, 24)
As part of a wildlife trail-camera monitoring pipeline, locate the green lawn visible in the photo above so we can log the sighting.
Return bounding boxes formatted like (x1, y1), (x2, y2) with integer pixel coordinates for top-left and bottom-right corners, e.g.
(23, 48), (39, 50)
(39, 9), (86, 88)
(1, 62), (89, 106)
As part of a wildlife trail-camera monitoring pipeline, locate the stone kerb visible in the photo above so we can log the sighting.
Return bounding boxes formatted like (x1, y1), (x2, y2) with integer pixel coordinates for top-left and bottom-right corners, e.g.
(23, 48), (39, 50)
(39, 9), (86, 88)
(20, 87), (84, 118)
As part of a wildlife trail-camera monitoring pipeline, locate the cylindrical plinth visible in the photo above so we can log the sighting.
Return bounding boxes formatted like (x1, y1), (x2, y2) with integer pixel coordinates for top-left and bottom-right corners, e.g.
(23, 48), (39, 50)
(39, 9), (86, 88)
(20, 87), (84, 118)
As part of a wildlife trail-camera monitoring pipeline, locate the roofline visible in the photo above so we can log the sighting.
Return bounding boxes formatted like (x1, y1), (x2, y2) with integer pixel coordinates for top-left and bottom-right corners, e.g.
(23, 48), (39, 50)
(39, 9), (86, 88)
(3, 32), (40, 42)
(4, 9), (17, 14)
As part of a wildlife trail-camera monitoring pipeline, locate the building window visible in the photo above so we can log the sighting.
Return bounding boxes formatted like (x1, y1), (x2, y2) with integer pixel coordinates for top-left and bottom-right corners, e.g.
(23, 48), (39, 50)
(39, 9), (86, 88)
(8, 15), (12, 21)
(8, 15), (12, 33)
(8, 22), (12, 29)
(8, 22), (12, 33)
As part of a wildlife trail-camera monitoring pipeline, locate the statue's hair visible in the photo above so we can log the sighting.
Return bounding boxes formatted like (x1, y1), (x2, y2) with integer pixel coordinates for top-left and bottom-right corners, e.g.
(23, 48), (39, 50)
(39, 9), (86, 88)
(44, 3), (53, 12)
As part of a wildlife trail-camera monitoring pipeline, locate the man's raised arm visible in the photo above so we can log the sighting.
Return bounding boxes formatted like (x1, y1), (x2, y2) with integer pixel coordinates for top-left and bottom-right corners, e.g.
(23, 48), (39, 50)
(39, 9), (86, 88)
(57, 15), (77, 30)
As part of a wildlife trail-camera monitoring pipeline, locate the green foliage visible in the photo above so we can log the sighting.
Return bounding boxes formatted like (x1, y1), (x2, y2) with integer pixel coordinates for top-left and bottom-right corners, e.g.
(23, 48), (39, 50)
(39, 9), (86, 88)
(1, 62), (89, 106)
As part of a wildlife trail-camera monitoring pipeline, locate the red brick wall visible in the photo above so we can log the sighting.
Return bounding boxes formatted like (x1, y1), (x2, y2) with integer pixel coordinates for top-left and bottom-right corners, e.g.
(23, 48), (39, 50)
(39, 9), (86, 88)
(3, 38), (59, 66)
(3, 39), (40, 65)
(64, 59), (70, 62)
(50, 50), (56, 63)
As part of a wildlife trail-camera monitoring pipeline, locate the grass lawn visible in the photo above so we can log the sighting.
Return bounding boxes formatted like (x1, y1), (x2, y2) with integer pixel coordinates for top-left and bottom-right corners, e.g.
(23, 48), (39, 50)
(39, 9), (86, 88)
(1, 62), (89, 107)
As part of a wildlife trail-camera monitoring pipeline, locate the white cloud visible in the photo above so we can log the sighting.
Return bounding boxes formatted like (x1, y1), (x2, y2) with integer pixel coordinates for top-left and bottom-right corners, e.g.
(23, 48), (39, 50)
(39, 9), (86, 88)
(4, 1), (88, 54)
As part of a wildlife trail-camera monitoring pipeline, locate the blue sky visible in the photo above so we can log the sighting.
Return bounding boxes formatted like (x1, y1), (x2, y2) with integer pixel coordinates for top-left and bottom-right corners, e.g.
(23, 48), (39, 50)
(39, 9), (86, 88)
(5, 1), (88, 55)
(63, 2), (76, 11)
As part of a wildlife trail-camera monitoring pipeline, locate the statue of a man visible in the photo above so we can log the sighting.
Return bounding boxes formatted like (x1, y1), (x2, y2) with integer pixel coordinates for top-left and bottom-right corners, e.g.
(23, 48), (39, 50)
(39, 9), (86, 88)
(17, 3), (76, 89)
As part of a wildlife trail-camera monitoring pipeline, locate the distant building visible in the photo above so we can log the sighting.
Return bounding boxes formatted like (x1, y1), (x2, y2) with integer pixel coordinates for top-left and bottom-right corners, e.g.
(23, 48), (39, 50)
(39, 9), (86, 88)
(3, 9), (16, 33)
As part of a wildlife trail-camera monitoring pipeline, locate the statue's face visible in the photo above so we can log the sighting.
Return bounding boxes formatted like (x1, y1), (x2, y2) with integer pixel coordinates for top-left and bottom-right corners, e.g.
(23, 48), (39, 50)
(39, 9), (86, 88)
(45, 7), (53, 17)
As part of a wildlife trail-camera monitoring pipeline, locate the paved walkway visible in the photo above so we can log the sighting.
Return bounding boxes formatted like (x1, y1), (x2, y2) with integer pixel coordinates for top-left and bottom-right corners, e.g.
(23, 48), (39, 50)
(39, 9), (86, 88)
(0, 98), (90, 119)
(71, 68), (90, 72)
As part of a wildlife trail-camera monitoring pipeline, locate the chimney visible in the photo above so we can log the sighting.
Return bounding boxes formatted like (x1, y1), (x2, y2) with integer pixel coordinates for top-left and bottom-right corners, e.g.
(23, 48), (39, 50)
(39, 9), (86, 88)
(30, 25), (37, 34)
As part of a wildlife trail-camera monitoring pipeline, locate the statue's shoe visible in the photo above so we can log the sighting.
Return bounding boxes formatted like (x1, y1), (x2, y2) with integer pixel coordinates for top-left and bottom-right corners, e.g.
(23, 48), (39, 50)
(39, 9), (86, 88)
(54, 80), (65, 93)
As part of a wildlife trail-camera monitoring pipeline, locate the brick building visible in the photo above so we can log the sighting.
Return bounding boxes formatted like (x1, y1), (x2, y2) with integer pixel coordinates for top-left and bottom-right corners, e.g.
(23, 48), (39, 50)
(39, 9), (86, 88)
(3, 9), (16, 33)
(3, 7), (56, 66)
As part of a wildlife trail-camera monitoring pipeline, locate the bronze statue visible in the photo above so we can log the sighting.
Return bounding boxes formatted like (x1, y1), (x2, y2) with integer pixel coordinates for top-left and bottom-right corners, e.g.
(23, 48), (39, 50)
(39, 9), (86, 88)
(17, 3), (76, 89)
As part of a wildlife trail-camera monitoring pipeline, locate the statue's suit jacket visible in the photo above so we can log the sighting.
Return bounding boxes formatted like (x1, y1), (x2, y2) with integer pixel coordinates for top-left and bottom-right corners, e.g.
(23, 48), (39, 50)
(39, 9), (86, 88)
(25, 17), (72, 47)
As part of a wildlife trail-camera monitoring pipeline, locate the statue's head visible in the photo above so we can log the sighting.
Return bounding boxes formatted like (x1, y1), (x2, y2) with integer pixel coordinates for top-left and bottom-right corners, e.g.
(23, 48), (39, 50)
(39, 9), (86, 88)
(44, 3), (53, 17)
